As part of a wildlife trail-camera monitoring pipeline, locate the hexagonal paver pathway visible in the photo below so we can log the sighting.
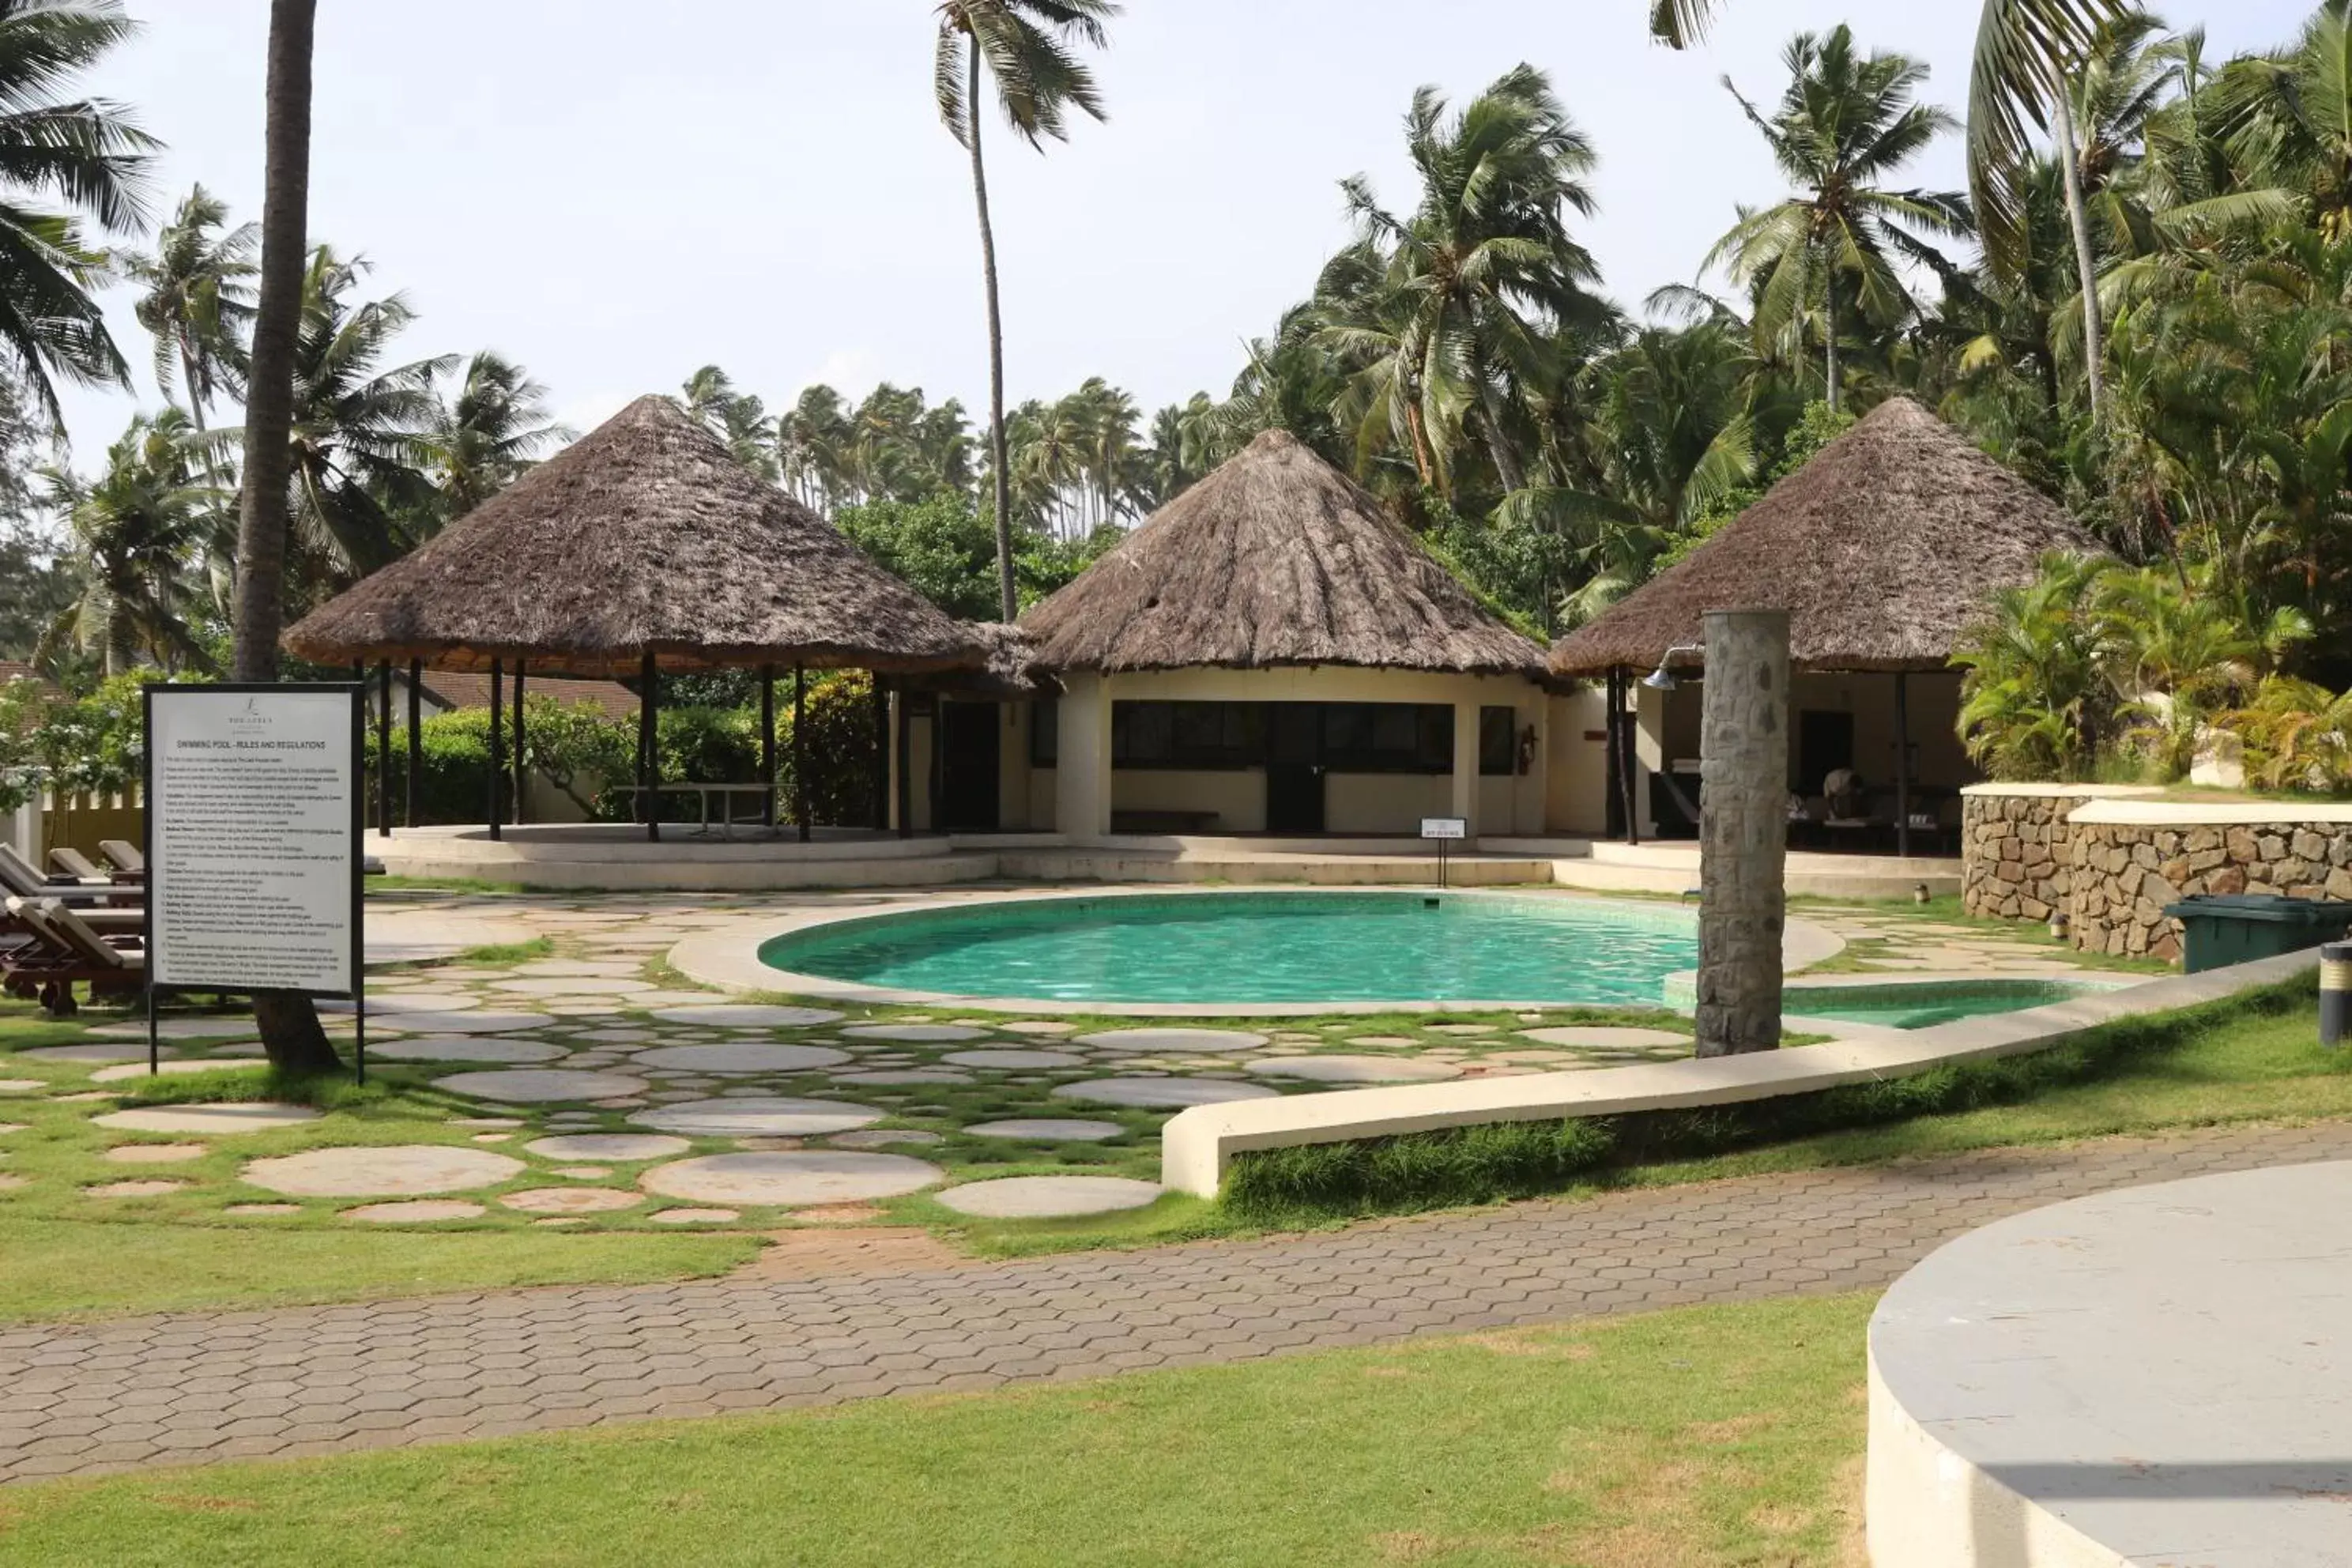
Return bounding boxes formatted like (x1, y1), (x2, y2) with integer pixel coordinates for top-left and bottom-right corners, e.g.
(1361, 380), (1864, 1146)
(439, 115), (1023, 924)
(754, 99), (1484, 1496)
(3, 1121), (2344, 1485)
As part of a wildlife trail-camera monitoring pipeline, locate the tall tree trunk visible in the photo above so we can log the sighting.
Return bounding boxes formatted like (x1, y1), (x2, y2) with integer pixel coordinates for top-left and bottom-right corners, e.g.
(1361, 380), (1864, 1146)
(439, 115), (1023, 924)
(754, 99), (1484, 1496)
(2053, 88), (2105, 428)
(233, 0), (339, 1076)
(1822, 265), (1840, 413)
(967, 48), (1016, 622)
(1477, 378), (1527, 494)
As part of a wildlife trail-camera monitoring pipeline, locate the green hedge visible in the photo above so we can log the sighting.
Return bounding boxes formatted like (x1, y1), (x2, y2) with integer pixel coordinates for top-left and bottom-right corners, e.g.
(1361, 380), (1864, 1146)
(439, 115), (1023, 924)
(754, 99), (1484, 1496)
(1221, 977), (2320, 1223)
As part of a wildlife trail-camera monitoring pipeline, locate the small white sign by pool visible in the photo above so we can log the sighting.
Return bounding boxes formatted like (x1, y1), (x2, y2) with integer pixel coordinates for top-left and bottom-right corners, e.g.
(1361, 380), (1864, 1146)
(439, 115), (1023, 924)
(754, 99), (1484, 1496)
(1420, 817), (1468, 842)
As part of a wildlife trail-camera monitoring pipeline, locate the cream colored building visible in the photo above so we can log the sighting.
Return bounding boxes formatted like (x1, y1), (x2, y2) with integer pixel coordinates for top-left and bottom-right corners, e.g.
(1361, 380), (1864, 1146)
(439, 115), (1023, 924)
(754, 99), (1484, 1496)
(895, 430), (1562, 842)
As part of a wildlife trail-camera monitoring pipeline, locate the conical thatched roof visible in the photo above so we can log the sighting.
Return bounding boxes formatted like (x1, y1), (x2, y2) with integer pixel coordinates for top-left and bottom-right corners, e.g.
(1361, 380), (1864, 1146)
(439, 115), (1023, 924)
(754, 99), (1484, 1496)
(284, 395), (981, 677)
(1019, 430), (1547, 677)
(1549, 398), (2096, 677)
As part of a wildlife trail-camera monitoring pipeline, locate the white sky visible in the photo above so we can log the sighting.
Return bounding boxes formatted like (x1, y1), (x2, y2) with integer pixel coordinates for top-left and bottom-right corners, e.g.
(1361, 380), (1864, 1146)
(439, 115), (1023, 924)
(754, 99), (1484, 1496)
(50, 0), (2316, 467)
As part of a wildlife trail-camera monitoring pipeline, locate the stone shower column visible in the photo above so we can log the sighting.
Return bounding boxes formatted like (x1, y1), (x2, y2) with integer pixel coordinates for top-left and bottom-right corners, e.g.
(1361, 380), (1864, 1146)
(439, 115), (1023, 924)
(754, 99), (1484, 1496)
(1696, 607), (1790, 1057)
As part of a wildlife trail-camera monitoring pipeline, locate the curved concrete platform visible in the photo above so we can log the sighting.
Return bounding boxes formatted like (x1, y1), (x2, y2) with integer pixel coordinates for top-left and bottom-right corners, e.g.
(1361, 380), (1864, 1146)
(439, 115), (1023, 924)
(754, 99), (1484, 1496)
(1868, 1160), (2352, 1566)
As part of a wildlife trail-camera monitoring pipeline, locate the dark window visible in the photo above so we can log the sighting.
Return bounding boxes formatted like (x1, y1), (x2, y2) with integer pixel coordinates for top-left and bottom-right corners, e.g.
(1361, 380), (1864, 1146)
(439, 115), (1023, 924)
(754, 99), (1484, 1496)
(1318, 703), (1453, 773)
(1111, 702), (1261, 769)
(1029, 699), (1057, 767)
(1480, 706), (1517, 775)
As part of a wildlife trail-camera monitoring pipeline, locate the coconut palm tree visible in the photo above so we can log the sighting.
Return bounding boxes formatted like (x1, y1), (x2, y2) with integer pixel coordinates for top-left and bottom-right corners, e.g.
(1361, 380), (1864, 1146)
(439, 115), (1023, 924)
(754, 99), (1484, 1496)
(415, 351), (566, 526)
(1706, 26), (1969, 413)
(0, 0), (156, 427)
(1654, 0), (2132, 423)
(677, 364), (778, 480)
(228, 0), (340, 1072)
(123, 184), (256, 435)
(933, 0), (1118, 619)
(1319, 66), (1612, 496)
(37, 409), (218, 675)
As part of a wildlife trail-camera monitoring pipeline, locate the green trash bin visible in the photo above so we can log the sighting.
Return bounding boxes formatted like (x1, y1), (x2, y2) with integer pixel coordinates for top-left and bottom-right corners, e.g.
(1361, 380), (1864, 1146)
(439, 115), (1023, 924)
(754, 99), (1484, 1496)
(2161, 894), (2352, 974)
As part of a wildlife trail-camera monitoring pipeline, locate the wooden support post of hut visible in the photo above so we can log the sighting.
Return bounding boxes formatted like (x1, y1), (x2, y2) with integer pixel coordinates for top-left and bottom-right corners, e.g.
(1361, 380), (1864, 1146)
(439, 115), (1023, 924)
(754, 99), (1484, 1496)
(512, 662), (528, 827)
(375, 661), (392, 839)
(793, 664), (810, 843)
(279, 395), (985, 844)
(759, 665), (777, 831)
(405, 658), (422, 827)
(488, 659), (504, 842)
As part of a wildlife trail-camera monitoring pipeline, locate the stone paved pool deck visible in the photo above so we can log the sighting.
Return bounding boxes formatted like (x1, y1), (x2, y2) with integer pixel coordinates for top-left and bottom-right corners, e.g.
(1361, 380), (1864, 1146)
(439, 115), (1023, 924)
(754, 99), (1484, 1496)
(2, 1118), (2343, 1486)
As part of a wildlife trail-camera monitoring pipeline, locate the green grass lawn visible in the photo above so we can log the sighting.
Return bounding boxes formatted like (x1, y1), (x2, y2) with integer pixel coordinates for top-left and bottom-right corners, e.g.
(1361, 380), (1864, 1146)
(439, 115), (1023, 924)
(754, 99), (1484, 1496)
(0, 1291), (1875, 1568)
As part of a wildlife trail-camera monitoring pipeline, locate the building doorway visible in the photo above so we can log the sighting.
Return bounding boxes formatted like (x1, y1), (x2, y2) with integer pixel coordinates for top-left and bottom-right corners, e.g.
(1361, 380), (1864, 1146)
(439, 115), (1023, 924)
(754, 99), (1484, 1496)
(1264, 704), (1325, 832)
(938, 701), (1001, 831)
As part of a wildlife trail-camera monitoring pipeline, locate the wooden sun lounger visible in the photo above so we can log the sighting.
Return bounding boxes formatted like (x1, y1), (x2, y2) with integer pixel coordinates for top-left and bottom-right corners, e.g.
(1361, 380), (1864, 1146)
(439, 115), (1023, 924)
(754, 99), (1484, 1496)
(99, 839), (145, 876)
(2, 897), (142, 1016)
(0, 843), (143, 908)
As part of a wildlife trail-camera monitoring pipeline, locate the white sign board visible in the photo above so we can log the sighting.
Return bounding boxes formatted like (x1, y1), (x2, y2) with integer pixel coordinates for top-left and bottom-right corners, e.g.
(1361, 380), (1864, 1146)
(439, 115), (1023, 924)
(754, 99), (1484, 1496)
(147, 686), (360, 995)
(1420, 817), (1468, 842)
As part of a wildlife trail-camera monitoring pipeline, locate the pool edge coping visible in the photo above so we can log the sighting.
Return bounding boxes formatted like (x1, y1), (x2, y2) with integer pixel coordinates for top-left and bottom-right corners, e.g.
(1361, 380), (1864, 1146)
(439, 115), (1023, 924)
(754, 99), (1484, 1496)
(665, 884), (1849, 1018)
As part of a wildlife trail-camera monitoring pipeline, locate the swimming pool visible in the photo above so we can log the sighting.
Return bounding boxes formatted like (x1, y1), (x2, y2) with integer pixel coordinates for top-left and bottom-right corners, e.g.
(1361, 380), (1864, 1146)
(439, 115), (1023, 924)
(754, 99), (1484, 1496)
(760, 891), (1702, 1007)
(1784, 979), (2113, 1030)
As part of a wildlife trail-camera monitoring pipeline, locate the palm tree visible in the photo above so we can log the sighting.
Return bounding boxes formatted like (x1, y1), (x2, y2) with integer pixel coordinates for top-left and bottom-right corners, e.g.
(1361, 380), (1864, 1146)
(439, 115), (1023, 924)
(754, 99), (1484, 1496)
(415, 351), (566, 526)
(933, 0), (1118, 620)
(678, 364), (778, 479)
(37, 409), (219, 675)
(123, 184), (256, 435)
(1653, 0), (2132, 422)
(1706, 26), (1969, 414)
(262, 247), (447, 598)
(1320, 66), (1611, 495)
(229, 0), (340, 1073)
(1954, 550), (2111, 780)
(0, 0), (157, 425)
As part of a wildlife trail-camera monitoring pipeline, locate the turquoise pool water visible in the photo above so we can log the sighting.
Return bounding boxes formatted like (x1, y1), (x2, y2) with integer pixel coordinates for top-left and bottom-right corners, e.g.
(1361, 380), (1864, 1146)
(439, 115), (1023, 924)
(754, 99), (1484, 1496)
(760, 892), (1702, 1006)
(1785, 980), (2101, 1030)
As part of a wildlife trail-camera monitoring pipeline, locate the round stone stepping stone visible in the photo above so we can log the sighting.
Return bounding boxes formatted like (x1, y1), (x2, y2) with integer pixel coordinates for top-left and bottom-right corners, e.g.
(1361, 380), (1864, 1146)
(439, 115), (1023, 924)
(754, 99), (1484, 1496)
(630, 1098), (884, 1137)
(0, 1080), (40, 1094)
(89, 1017), (254, 1039)
(516, 959), (645, 978)
(838, 1069), (972, 1086)
(1053, 1077), (1282, 1110)
(0, 1174), (24, 1189)
(89, 1057), (266, 1084)
(224, 1203), (300, 1216)
(839, 1023), (989, 1042)
(1517, 1026), (1690, 1048)
(499, 1186), (641, 1214)
(1073, 1028), (1268, 1055)
(387, 1010), (551, 1035)
(944, 1049), (1086, 1071)
(642, 1151), (941, 1207)
(450, 1116), (523, 1129)
(85, 1179), (185, 1198)
(343, 1200), (485, 1223)
(650, 1004), (844, 1028)
(243, 1144), (524, 1197)
(1248, 1055), (1465, 1084)
(936, 1176), (1163, 1219)
(650, 1207), (737, 1224)
(0, 1123), (24, 1136)
(631, 1042), (849, 1073)
(524, 1134), (688, 1163)
(827, 1129), (945, 1150)
(102, 1144), (206, 1163)
(368, 1035), (568, 1064)
(1000, 1020), (1079, 1035)
(362, 992), (481, 1014)
(94, 1103), (321, 1135)
(1483, 1049), (1583, 1065)
(965, 1118), (1124, 1143)
(431, 1069), (650, 1103)
(23, 1042), (175, 1064)
(491, 976), (655, 997)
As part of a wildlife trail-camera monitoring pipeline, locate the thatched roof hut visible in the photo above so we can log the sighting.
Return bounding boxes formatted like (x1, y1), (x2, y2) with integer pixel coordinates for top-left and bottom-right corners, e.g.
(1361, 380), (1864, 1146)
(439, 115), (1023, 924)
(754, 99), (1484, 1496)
(285, 394), (981, 677)
(912, 622), (1058, 700)
(1019, 429), (1548, 677)
(1549, 398), (2095, 677)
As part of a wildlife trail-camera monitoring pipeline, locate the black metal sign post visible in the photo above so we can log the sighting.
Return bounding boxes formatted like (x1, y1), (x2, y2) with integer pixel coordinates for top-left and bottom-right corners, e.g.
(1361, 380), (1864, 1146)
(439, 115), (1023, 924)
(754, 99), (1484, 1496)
(143, 684), (369, 1084)
(1422, 816), (1467, 891)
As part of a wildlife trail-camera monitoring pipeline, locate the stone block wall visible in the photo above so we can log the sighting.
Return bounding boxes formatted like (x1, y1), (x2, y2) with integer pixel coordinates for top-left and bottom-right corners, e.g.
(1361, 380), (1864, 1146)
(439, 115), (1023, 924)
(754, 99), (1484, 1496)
(2067, 820), (2352, 961)
(1961, 792), (2109, 922)
(1963, 786), (2352, 962)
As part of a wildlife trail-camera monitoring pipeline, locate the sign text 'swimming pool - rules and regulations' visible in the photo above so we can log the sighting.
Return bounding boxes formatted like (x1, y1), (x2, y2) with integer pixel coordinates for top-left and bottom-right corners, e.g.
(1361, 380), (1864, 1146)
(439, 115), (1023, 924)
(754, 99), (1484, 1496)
(145, 685), (364, 996)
